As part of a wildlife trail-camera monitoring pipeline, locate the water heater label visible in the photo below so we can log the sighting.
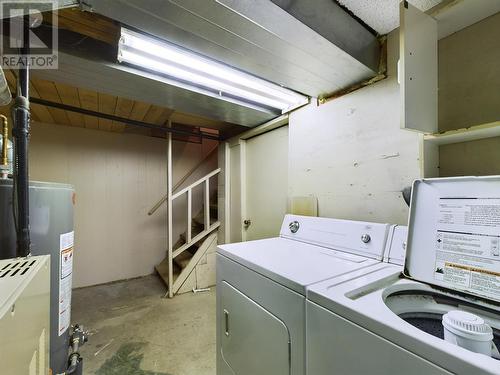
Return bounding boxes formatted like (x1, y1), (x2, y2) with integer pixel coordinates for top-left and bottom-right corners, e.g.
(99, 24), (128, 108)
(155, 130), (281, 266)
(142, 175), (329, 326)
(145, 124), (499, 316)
(434, 198), (500, 301)
(59, 231), (74, 336)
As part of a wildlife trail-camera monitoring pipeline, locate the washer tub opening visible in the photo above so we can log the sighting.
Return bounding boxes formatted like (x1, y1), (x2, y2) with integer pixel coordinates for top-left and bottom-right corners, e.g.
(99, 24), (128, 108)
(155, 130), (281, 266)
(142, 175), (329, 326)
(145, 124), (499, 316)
(384, 290), (500, 357)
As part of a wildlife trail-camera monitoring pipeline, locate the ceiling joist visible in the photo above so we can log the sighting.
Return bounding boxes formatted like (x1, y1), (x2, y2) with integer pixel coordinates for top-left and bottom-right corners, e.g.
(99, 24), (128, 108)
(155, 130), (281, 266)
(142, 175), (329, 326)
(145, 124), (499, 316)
(29, 96), (220, 141)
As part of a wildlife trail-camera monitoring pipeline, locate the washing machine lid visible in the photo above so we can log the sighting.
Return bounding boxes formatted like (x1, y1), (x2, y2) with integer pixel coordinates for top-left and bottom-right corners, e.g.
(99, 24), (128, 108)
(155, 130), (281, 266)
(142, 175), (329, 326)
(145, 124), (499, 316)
(219, 215), (389, 294)
(405, 176), (500, 304)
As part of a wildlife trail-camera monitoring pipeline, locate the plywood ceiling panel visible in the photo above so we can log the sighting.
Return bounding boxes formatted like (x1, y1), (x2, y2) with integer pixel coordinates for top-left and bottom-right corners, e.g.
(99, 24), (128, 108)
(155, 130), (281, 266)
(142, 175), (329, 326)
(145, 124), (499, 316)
(55, 82), (85, 127)
(0, 70), (235, 139)
(113, 97), (135, 132)
(31, 79), (71, 125)
(77, 88), (99, 130)
(128, 101), (151, 122)
(143, 105), (172, 126)
(97, 92), (117, 132)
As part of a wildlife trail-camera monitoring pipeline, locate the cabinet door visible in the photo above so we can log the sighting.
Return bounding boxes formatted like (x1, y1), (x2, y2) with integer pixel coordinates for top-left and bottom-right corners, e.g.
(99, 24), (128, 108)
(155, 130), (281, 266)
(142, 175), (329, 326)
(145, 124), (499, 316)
(400, 0), (438, 133)
(220, 281), (290, 375)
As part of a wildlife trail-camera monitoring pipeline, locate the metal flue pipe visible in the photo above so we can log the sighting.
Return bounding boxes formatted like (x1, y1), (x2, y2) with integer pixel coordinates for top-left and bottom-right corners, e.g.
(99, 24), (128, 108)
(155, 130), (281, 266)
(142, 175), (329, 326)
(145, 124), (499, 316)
(11, 15), (31, 258)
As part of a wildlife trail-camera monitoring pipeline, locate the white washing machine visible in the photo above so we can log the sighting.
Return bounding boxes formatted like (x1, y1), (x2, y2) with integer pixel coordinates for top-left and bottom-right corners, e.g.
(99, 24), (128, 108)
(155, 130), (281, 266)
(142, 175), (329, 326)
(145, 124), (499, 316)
(307, 176), (500, 375)
(216, 214), (391, 375)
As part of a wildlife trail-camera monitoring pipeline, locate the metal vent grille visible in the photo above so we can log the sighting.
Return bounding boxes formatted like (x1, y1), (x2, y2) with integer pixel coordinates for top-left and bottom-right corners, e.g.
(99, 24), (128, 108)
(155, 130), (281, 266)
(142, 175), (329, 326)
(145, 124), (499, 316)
(0, 259), (37, 278)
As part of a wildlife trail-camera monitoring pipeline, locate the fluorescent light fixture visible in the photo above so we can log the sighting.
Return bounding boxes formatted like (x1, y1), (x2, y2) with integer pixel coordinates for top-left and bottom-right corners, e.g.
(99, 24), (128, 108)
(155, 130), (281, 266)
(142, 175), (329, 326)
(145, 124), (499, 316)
(118, 27), (308, 113)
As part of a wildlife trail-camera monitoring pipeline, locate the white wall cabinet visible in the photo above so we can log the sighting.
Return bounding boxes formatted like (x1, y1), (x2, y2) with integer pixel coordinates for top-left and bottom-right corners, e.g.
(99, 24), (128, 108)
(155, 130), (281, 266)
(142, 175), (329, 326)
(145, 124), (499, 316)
(399, 1), (438, 134)
(401, 2), (500, 178)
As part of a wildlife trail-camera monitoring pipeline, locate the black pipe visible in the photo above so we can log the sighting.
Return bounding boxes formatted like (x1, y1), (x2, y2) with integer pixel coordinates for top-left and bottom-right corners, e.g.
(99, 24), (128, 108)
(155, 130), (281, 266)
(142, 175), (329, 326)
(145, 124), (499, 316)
(29, 97), (221, 141)
(68, 358), (83, 375)
(11, 15), (31, 258)
(19, 15), (29, 98)
(66, 325), (87, 375)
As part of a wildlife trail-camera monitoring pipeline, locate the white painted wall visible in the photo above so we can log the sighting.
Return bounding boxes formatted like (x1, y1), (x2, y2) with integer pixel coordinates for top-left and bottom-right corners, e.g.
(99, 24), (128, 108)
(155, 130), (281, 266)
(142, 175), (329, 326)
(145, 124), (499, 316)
(288, 13), (499, 225)
(220, 10), (498, 236)
(289, 31), (422, 225)
(29, 122), (217, 287)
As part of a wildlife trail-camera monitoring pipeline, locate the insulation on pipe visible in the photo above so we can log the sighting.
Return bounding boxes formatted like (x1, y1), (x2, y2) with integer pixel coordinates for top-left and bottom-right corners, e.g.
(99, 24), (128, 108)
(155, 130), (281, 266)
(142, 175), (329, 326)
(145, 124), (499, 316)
(1, 115), (8, 166)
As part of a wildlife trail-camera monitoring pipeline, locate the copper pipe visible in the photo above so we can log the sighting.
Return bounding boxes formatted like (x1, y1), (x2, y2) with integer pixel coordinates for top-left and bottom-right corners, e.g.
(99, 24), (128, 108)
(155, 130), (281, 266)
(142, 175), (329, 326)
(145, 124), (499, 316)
(0, 115), (8, 166)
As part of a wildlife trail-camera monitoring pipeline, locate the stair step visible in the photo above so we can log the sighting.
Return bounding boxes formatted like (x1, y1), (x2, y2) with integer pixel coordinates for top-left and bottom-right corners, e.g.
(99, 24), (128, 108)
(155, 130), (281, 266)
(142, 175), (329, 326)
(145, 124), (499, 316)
(193, 221), (204, 234)
(209, 203), (218, 217)
(156, 232), (218, 295)
(179, 232), (203, 249)
(172, 236), (185, 252)
(174, 250), (193, 269)
(176, 212), (217, 252)
(191, 216), (204, 230)
(157, 200), (218, 290)
(193, 214), (218, 227)
(155, 257), (181, 287)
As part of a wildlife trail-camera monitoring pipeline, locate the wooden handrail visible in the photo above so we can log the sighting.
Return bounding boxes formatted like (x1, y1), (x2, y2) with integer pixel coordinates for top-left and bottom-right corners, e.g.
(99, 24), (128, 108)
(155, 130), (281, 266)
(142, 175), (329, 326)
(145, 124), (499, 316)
(170, 167), (219, 263)
(148, 144), (218, 215)
(172, 168), (221, 200)
(172, 222), (220, 259)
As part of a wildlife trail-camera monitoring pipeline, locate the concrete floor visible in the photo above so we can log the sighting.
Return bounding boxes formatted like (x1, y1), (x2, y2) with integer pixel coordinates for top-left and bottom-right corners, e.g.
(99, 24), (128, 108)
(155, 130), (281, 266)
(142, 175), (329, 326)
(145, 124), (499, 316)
(72, 275), (216, 375)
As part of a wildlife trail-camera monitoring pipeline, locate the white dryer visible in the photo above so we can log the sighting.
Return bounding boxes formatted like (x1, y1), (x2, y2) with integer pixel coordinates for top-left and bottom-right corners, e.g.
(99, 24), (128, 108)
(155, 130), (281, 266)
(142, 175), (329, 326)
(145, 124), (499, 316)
(307, 176), (500, 375)
(216, 214), (391, 375)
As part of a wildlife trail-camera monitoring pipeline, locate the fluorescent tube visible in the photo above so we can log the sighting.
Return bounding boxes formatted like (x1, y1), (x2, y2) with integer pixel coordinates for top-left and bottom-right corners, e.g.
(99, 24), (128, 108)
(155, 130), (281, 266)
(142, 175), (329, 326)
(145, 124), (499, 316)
(118, 27), (308, 113)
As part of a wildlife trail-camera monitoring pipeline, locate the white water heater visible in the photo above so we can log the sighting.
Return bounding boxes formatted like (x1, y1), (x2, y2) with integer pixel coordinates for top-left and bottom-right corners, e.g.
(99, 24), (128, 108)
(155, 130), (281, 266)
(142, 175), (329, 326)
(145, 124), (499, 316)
(0, 255), (50, 375)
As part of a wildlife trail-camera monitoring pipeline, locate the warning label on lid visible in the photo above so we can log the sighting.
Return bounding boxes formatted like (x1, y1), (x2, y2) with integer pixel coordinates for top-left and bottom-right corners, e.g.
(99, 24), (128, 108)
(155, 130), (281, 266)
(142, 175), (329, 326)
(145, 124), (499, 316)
(434, 198), (500, 300)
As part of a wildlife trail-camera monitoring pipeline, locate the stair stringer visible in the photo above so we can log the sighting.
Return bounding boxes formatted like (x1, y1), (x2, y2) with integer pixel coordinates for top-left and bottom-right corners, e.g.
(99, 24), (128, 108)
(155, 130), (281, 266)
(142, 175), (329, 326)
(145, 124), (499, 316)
(173, 232), (218, 295)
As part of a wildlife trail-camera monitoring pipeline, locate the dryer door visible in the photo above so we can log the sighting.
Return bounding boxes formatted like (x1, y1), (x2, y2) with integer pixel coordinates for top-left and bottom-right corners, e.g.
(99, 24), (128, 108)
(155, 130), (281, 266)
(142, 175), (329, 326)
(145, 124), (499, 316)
(220, 281), (290, 375)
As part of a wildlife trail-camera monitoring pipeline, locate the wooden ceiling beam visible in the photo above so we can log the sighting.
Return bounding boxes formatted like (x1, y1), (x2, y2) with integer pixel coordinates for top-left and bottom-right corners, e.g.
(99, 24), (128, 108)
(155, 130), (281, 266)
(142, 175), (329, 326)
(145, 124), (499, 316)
(28, 96), (220, 140)
(45, 8), (119, 45)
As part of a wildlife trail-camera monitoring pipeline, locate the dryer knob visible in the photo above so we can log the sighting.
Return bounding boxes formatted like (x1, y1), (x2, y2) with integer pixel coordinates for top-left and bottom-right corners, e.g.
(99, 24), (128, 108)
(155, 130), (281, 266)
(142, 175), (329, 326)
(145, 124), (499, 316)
(289, 221), (300, 233)
(361, 234), (371, 243)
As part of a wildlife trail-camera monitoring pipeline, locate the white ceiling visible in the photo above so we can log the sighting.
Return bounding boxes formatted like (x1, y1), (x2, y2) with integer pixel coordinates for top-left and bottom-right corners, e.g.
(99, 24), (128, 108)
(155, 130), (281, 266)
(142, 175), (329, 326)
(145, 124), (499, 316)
(338, 0), (442, 34)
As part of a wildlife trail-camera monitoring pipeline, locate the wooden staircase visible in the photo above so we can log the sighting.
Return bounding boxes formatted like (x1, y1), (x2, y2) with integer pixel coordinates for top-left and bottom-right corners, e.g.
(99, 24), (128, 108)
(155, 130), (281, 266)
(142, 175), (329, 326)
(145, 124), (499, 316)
(150, 126), (220, 297)
(155, 199), (220, 296)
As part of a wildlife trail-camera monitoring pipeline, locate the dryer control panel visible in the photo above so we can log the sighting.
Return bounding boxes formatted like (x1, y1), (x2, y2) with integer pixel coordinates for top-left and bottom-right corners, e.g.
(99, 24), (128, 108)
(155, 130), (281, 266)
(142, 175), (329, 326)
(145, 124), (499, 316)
(280, 214), (390, 261)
